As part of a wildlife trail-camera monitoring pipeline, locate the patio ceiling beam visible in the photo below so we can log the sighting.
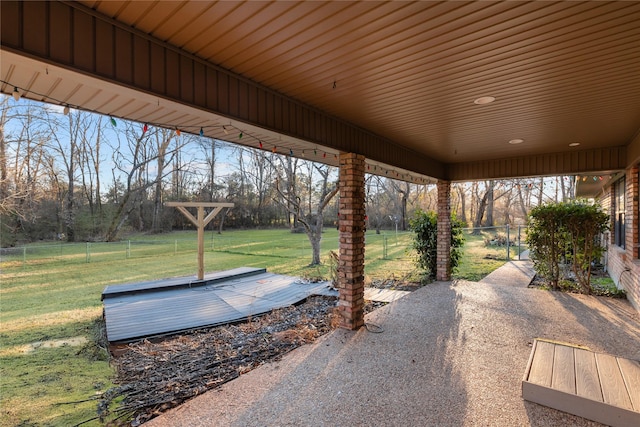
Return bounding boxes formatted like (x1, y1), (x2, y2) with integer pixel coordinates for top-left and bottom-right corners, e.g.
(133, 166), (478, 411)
(447, 146), (627, 181)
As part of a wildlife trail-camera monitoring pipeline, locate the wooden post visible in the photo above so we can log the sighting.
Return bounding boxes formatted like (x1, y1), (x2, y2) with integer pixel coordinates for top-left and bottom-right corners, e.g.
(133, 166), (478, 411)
(165, 202), (234, 280)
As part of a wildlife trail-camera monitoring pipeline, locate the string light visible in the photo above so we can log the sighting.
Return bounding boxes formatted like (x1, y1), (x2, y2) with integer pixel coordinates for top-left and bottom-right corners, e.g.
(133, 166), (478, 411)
(3, 80), (429, 185)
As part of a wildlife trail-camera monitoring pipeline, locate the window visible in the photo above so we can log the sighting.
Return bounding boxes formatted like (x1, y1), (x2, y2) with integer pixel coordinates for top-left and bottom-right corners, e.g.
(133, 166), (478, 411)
(613, 177), (626, 248)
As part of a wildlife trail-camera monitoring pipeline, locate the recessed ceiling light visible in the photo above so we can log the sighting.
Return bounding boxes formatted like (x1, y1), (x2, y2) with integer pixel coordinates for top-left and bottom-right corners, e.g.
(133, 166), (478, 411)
(569, 142), (580, 147)
(474, 96), (496, 105)
(509, 138), (524, 145)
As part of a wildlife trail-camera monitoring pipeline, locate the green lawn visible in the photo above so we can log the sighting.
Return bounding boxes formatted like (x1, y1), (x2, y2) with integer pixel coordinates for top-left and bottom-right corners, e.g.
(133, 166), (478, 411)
(456, 229), (521, 281)
(0, 227), (508, 426)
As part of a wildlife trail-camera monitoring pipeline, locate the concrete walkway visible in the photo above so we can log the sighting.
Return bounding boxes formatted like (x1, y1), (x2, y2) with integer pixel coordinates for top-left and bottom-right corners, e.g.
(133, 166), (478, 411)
(148, 258), (640, 427)
(480, 250), (536, 287)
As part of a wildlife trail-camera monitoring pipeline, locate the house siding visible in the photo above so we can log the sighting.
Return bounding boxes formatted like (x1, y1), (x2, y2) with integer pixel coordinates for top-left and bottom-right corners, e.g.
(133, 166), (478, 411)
(600, 166), (640, 312)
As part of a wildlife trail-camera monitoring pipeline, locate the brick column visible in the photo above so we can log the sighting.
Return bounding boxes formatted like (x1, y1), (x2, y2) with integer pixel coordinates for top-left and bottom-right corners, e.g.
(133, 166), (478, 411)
(436, 180), (452, 281)
(627, 166), (639, 259)
(337, 153), (366, 330)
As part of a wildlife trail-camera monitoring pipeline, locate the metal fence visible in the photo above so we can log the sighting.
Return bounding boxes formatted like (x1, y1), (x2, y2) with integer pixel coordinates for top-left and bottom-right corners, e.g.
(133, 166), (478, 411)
(0, 225), (527, 269)
(463, 224), (529, 260)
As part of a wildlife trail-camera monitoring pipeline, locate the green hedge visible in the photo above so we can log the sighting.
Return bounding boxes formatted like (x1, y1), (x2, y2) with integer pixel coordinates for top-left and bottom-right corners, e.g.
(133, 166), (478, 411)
(409, 209), (465, 281)
(526, 201), (608, 294)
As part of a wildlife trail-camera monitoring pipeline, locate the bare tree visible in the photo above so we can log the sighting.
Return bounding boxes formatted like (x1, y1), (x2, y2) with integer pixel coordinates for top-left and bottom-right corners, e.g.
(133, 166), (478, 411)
(454, 183), (468, 225)
(78, 114), (105, 221)
(275, 162), (338, 265)
(151, 128), (177, 232)
(248, 149), (278, 226)
(105, 123), (179, 241)
(46, 108), (87, 241)
(3, 101), (52, 236)
(365, 175), (385, 233)
(277, 154), (300, 229)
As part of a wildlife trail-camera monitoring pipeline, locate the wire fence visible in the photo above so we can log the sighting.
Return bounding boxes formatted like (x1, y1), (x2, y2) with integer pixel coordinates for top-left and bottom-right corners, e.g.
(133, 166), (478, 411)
(0, 225), (527, 269)
(463, 224), (529, 261)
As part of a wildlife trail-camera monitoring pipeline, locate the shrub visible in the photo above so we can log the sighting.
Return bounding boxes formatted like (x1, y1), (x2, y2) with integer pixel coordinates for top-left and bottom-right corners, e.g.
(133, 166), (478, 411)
(527, 201), (609, 294)
(563, 202), (609, 294)
(526, 203), (570, 289)
(409, 209), (465, 281)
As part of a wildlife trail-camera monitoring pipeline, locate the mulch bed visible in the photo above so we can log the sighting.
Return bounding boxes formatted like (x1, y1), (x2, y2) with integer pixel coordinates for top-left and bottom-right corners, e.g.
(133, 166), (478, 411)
(98, 295), (393, 425)
(97, 279), (419, 425)
(527, 269), (627, 298)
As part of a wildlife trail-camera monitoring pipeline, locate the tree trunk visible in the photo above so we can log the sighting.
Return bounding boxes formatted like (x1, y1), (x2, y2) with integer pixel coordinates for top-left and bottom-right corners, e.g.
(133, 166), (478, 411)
(472, 187), (489, 234)
(400, 186), (408, 231)
(0, 102), (7, 203)
(517, 181), (528, 219)
(217, 207), (229, 234)
(484, 181), (495, 227)
(538, 177), (544, 204)
(274, 163), (338, 266)
(105, 191), (133, 241)
(310, 229), (322, 265)
(455, 184), (467, 225)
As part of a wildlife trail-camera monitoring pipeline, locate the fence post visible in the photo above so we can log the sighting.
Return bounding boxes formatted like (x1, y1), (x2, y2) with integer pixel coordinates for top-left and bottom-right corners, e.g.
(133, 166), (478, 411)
(506, 224), (510, 260)
(126, 240), (131, 259)
(383, 235), (388, 260)
(86, 242), (91, 263)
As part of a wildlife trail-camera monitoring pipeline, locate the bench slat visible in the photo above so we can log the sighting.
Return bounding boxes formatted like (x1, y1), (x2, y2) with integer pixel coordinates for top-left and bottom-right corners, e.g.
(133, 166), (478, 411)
(597, 353), (633, 410)
(574, 348), (603, 402)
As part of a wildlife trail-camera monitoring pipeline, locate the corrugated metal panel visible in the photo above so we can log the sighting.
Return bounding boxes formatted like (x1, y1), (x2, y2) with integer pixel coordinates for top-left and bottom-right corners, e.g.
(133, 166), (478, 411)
(102, 270), (337, 343)
(101, 267), (266, 299)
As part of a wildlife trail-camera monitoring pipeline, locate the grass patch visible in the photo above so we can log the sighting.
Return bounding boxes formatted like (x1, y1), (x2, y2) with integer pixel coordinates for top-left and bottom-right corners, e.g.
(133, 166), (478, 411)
(454, 230), (522, 281)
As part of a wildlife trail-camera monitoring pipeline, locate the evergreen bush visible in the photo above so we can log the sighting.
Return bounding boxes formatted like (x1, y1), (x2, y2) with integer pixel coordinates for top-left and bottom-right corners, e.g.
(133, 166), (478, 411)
(409, 209), (465, 281)
(527, 201), (609, 294)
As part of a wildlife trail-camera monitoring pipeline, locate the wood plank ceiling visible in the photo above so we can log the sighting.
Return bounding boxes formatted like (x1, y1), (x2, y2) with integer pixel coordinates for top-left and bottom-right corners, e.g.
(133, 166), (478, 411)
(2, 1), (640, 181)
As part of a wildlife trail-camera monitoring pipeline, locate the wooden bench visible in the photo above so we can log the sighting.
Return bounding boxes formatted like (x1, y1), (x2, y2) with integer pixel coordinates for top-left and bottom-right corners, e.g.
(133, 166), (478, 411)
(522, 339), (640, 427)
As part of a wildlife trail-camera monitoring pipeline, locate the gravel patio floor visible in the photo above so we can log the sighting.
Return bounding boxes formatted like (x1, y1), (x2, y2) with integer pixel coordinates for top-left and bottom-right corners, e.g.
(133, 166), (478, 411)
(148, 261), (640, 427)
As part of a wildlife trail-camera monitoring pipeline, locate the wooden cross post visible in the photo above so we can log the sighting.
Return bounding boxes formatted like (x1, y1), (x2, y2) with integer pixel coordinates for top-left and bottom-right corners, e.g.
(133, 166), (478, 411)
(165, 202), (234, 280)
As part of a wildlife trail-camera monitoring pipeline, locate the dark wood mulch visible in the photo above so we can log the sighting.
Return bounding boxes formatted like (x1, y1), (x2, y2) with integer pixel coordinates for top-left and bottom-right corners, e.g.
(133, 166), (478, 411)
(97, 296), (344, 425)
(95, 280), (420, 425)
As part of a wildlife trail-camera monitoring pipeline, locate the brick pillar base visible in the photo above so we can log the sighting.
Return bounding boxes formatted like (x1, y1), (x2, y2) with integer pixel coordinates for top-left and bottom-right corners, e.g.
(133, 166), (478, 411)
(436, 180), (452, 281)
(337, 153), (366, 330)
